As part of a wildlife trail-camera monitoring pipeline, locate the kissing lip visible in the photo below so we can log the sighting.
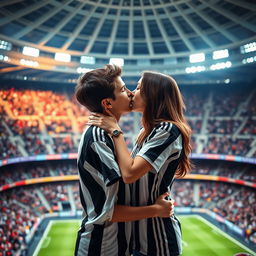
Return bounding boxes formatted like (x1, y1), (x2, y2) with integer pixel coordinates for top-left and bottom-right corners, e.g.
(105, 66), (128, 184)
(129, 100), (134, 109)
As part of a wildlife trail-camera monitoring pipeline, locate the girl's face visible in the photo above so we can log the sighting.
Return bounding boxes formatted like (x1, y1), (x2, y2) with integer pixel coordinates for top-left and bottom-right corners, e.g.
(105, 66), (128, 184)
(132, 77), (145, 112)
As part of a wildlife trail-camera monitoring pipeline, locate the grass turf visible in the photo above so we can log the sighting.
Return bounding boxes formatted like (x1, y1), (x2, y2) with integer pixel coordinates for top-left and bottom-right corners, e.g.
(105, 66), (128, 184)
(34, 216), (255, 256)
(180, 216), (254, 256)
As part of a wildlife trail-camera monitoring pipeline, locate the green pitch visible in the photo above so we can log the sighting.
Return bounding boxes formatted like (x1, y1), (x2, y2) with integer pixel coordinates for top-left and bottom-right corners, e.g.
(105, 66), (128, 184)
(180, 216), (254, 256)
(33, 216), (255, 256)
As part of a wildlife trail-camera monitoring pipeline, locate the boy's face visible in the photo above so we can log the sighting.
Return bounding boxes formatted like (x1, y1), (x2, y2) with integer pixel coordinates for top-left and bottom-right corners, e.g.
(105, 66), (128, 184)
(109, 76), (134, 115)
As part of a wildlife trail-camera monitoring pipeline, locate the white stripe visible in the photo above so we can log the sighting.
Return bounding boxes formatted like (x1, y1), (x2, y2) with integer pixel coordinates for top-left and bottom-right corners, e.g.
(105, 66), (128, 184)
(154, 217), (167, 255)
(33, 221), (53, 256)
(101, 129), (105, 142)
(153, 170), (169, 255)
(96, 127), (101, 141)
(77, 128), (88, 161)
(160, 218), (171, 256)
(171, 216), (182, 254)
(138, 175), (149, 252)
(79, 171), (97, 221)
(92, 126), (97, 141)
(152, 217), (160, 255)
(90, 141), (121, 178)
(81, 161), (119, 223)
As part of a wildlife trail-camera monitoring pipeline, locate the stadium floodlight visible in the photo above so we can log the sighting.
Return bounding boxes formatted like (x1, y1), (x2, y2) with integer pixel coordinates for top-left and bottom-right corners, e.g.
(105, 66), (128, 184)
(0, 55), (9, 61)
(242, 56), (256, 64)
(240, 42), (256, 54)
(185, 66), (206, 73)
(20, 59), (39, 67)
(77, 67), (92, 74)
(80, 56), (95, 64)
(55, 52), (71, 62)
(109, 58), (124, 66)
(212, 49), (229, 60)
(210, 61), (232, 70)
(0, 40), (12, 51)
(189, 53), (205, 63)
(22, 46), (39, 57)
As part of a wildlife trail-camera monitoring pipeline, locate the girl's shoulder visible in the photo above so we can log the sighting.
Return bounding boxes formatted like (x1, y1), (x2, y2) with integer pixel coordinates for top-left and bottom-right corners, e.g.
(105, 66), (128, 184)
(154, 121), (177, 133)
(153, 122), (181, 140)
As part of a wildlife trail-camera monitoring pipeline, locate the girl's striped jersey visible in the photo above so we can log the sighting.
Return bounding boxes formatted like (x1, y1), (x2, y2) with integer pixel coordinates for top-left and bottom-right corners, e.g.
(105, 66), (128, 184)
(131, 122), (183, 256)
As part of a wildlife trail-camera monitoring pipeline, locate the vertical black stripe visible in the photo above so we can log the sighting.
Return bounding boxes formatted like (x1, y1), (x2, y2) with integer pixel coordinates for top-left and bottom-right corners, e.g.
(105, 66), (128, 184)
(78, 162), (106, 215)
(117, 181), (128, 256)
(83, 142), (119, 186)
(88, 224), (104, 255)
(163, 218), (180, 256)
(156, 218), (168, 256)
(134, 180), (141, 251)
(147, 172), (155, 205)
(147, 218), (156, 255)
(159, 157), (180, 196)
(143, 125), (180, 163)
(153, 218), (162, 256)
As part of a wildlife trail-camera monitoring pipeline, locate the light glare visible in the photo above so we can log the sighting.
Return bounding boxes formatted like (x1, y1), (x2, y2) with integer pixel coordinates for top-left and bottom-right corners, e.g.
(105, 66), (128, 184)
(189, 53), (205, 63)
(23, 46), (39, 57)
(55, 53), (71, 62)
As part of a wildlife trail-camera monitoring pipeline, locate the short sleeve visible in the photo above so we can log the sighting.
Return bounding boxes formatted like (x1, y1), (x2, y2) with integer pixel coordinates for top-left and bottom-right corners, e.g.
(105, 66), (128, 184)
(137, 123), (182, 173)
(90, 141), (121, 186)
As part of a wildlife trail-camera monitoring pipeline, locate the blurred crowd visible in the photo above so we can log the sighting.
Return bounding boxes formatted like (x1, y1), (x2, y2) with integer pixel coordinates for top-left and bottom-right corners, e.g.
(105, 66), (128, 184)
(0, 87), (255, 159)
(0, 182), (80, 256)
(171, 181), (256, 244)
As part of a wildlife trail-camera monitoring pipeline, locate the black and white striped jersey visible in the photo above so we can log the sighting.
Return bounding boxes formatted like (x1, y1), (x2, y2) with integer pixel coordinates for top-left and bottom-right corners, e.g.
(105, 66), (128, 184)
(75, 126), (131, 256)
(131, 122), (183, 256)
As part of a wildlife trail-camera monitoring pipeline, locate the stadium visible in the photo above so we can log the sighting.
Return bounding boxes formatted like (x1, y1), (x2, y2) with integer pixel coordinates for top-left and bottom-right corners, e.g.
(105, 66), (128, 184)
(0, 0), (255, 255)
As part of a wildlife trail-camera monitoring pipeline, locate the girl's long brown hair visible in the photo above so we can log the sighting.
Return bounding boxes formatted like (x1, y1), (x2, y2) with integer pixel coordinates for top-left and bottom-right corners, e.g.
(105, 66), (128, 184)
(137, 71), (192, 177)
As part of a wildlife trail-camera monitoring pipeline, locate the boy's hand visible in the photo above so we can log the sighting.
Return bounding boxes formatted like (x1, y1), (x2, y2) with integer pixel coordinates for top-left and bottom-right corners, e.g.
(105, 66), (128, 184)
(154, 192), (174, 218)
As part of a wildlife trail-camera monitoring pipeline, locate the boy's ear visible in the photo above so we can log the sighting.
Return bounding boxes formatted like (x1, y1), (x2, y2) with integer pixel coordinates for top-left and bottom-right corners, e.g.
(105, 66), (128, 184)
(101, 98), (112, 110)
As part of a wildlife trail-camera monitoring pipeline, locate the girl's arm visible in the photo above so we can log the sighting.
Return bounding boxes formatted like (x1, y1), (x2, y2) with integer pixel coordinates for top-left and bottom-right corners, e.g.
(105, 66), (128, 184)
(88, 113), (153, 184)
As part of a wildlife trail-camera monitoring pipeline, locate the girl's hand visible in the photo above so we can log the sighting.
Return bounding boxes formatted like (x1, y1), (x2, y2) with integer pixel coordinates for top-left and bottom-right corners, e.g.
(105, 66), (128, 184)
(87, 111), (121, 134)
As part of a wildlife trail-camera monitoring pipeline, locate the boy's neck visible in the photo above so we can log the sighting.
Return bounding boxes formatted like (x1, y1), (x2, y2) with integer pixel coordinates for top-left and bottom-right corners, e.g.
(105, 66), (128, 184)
(103, 110), (121, 122)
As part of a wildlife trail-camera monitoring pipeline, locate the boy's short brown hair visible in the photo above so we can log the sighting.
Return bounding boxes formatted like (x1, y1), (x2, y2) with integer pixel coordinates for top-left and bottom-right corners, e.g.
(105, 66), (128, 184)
(75, 64), (122, 113)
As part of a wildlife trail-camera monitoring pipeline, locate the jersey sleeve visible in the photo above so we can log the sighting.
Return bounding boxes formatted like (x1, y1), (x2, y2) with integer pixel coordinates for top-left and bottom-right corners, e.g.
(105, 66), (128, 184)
(136, 123), (182, 173)
(90, 140), (121, 186)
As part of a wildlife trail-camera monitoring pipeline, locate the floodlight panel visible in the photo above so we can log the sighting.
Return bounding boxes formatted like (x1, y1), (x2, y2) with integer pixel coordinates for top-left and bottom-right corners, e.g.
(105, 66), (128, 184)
(189, 53), (205, 63)
(80, 56), (95, 64)
(213, 49), (229, 60)
(23, 46), (39, 57)
(109, 58), (124, 66)
(55, 53), (71, 62)
(0, 40), (12, 51)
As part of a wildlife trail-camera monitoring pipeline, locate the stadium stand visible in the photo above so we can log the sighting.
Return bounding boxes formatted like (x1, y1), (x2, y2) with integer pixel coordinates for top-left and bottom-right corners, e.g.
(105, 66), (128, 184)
(0, 84), (255, 158)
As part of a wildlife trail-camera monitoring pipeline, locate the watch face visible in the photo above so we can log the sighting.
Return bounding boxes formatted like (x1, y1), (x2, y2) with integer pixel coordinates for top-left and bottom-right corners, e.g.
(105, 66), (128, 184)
(112, 130), (120, 137)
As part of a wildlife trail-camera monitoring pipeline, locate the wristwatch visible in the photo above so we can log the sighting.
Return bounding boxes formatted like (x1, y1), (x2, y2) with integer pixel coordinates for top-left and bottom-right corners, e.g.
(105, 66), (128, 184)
(111, 129), (123, 138)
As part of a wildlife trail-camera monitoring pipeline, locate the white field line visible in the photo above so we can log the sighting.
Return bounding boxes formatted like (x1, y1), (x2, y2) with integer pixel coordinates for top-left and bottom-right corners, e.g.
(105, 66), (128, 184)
(33, 220), (53, 256)
(32, 219), (80, 256)
(194, 215), (256, 256)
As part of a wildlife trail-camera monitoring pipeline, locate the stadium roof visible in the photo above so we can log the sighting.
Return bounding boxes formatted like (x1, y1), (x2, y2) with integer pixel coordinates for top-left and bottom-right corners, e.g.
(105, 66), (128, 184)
(0, 0), (255, 84)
